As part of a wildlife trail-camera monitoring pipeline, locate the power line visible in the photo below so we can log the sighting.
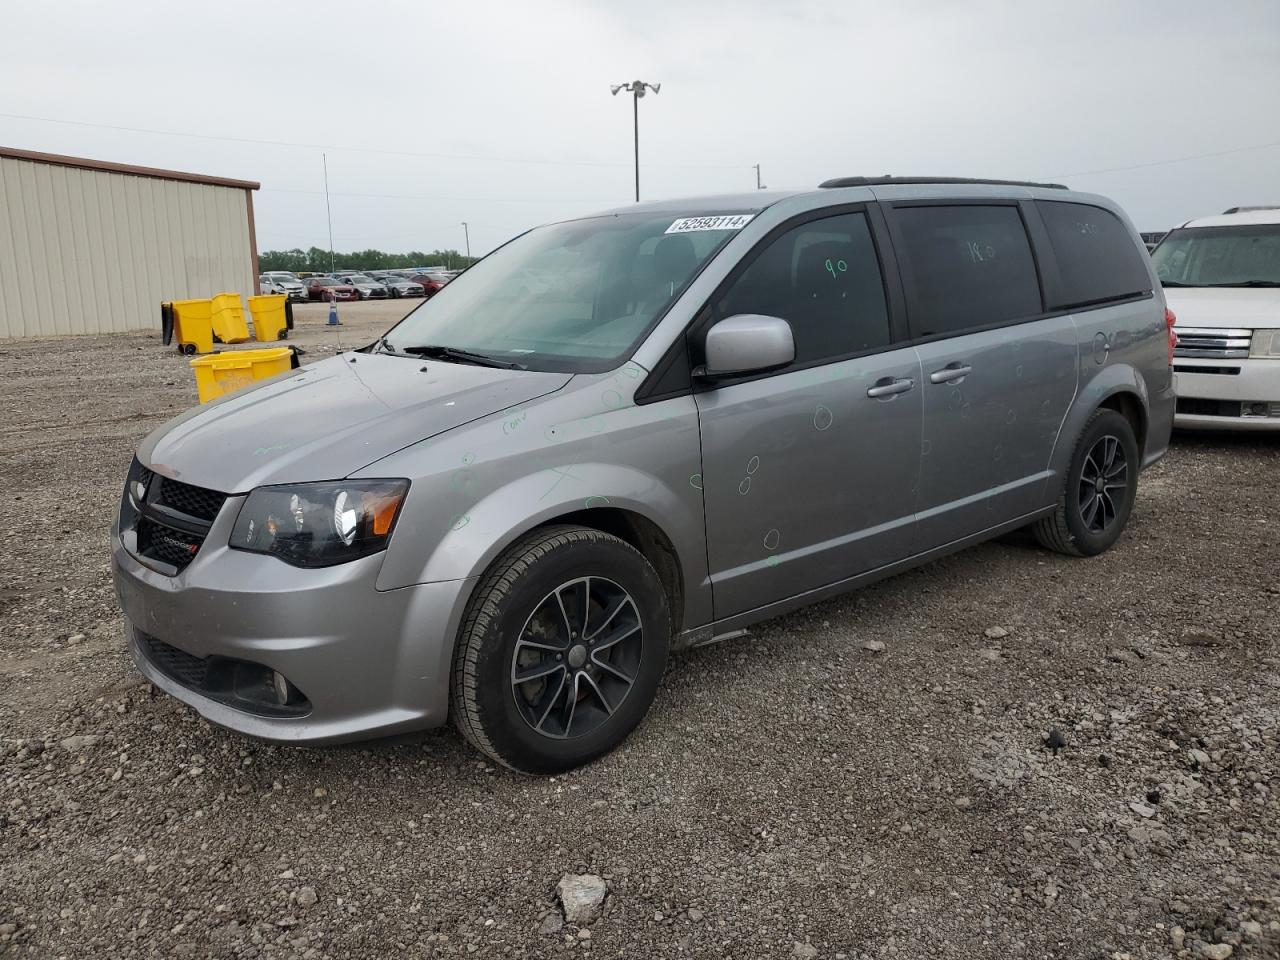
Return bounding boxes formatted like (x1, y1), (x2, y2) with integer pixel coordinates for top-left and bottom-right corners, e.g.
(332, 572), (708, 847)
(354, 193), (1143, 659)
(262, 186), (613, 205)
(1042, 139), (1280, 180)
(0, 111), (751, 171)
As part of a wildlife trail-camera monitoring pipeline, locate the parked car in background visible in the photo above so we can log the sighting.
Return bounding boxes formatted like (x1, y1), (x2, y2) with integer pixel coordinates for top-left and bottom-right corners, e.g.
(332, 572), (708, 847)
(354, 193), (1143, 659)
(378, 276), (426, 298)
(306, 277), (358, 302)
(408, 269), (454, 297)
(113, 177), (1173, 773)
(344, 275), (391, 300)
(1151, 206), (1280, 430)
(260, 275), (309, 302)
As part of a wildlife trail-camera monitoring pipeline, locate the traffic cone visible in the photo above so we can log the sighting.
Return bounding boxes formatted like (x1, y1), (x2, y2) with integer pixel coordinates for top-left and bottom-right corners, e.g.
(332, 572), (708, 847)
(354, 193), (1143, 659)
(327, 296), (341, 326)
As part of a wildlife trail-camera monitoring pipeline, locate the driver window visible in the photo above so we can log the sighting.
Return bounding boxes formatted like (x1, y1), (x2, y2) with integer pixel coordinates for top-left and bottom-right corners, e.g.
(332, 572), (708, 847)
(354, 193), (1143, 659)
(715, 212), (890, 364)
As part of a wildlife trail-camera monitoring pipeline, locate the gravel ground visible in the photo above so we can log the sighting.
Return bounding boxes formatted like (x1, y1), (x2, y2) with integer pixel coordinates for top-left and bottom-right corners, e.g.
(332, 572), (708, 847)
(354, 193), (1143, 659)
(1, 302), (1278, 959)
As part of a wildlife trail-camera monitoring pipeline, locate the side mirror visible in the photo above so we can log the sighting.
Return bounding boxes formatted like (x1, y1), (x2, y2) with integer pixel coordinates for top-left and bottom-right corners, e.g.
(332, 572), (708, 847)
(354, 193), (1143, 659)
(699, 314), (795, 379)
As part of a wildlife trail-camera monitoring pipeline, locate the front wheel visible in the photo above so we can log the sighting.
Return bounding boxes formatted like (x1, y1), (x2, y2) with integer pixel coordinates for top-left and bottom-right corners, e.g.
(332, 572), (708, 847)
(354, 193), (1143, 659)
(451, 526), (670, 773)
(1033, 408), (1139, 556)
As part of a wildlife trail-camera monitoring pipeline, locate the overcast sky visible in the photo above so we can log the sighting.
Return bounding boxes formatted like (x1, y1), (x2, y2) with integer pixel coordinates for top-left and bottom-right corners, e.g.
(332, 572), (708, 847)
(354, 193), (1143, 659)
(3, 0), (1278, 255)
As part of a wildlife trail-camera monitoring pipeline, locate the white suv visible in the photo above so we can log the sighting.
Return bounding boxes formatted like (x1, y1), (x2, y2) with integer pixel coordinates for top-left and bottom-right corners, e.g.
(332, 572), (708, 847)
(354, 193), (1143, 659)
(1153, 206), (1280, 429)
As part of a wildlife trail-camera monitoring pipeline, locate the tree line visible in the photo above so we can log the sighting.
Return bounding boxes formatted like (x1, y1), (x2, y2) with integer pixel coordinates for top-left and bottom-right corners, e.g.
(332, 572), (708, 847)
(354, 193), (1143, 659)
(258, 247), (479, 273)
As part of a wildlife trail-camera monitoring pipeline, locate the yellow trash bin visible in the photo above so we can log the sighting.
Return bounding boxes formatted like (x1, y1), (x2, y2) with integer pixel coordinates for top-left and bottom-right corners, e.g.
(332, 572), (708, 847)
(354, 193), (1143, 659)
(165, 298), (215, 355)
(210, 292), (251, 344)
(248, 294), (289, 341)
(189, 347), (295, 404)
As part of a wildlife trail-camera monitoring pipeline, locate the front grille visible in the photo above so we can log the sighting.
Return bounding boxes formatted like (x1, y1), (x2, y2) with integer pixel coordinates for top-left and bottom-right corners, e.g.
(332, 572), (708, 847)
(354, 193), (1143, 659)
(124, 471), (228, 575)
(136, 515), (204, 569)
(154, 477), (227, 522)
(138, 632), (209, 687)
(1174, 327), (1252, 359)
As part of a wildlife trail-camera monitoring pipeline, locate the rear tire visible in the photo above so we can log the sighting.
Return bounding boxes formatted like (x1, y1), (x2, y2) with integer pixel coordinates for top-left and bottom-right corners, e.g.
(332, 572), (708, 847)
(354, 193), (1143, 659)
(451, 525), (670, 774)
(1033, 408), (1139, 557)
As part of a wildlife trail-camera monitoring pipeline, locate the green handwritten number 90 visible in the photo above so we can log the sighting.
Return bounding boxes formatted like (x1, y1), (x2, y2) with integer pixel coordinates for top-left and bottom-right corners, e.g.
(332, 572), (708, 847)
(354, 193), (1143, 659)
(825, 258), (848, 280)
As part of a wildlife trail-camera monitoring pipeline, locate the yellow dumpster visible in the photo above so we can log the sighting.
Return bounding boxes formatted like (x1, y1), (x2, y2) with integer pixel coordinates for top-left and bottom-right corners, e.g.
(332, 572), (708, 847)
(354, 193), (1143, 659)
(248, 294), (289, 341)
(189, 347), (295, 403)
(210, 292), (251, 344)
(163, 298), (215, 355)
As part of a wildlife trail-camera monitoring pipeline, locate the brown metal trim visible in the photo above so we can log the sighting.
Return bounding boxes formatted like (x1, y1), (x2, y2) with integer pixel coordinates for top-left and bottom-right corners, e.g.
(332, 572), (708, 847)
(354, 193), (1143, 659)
(0, 144), (261, 190)
(245, 189), (261, 294)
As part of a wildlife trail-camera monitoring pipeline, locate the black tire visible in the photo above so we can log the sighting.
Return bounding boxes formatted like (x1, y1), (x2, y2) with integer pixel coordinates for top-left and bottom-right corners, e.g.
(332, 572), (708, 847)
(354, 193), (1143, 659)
(451, 525), (670, 774)
(1033, 408), (1139, 557)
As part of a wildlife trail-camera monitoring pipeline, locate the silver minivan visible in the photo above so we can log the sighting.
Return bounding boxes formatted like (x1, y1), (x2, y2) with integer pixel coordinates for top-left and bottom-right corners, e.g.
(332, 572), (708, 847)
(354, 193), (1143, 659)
(112, 177), (1176, 772)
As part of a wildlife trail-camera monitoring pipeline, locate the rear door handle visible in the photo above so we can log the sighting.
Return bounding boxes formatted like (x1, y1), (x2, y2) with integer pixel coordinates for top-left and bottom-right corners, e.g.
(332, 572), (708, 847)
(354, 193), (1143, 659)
(929, 363), (973, 384)
(866, 377), (915, 399)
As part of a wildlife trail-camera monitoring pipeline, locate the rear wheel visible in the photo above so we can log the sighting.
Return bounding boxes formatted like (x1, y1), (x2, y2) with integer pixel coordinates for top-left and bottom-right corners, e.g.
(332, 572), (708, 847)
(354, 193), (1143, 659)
(1033, 408), (1139, 556)
(451, 526), (669, 773)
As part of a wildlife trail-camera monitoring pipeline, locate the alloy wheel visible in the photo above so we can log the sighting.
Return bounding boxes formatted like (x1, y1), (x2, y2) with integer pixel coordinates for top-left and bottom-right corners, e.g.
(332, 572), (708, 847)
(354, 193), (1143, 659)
(510, 577), (643, 739)
(1078, 434), (1128, 533)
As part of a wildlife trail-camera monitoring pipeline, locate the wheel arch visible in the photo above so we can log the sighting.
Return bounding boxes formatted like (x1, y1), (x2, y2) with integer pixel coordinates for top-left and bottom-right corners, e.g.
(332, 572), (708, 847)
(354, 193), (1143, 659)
(1051, 364), (1152, 484)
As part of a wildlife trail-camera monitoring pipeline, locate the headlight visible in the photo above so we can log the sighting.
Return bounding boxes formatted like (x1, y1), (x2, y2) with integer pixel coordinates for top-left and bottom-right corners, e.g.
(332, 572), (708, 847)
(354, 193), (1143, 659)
(1249, 329), (1280, 358)
(230, 480), (408, 567)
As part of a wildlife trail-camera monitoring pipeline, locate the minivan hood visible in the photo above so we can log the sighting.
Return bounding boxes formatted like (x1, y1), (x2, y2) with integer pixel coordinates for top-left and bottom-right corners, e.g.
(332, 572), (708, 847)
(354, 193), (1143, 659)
(138, 353), (572, 493)
(1164, 286), (1280, 329)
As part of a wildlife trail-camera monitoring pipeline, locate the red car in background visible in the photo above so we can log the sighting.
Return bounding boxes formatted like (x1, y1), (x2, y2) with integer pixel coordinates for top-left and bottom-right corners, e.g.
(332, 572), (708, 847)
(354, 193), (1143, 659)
(406, 269), (453, 298)
(307, 277), (358, 302)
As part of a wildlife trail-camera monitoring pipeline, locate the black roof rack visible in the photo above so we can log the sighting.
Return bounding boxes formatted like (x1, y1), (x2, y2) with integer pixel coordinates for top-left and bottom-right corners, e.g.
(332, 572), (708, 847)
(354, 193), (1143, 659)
(1222, 205), (1280, 214)
(818, 175), (1068, 190)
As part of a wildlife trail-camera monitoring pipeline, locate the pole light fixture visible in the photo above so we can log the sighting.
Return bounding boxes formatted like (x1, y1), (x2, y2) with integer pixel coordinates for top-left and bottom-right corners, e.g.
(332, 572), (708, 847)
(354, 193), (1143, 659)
(611, 80), (660, 202)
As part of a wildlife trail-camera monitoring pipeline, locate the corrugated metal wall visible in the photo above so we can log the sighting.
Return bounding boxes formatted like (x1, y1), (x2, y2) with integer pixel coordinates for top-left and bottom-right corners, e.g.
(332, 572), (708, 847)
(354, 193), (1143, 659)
(0, 155), (254, 338)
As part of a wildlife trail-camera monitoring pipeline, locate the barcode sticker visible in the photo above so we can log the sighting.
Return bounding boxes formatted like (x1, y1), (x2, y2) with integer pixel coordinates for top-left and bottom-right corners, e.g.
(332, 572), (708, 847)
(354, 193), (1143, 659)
(664, 214), (754, 234)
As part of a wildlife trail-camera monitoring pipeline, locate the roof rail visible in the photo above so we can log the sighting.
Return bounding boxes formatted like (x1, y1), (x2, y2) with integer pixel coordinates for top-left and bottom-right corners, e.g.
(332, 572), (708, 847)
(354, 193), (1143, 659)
(819, 175), (1068, 190)
(1221, 205), (1280, 214)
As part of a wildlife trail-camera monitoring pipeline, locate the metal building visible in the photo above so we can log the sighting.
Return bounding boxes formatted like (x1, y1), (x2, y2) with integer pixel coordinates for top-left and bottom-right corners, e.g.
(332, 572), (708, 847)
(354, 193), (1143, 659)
(0, 146), (260, 339)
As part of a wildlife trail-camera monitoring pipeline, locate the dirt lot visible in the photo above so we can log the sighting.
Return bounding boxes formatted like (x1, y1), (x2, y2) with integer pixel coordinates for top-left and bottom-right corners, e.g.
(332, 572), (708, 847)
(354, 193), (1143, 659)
(1, 302), (1278, 959)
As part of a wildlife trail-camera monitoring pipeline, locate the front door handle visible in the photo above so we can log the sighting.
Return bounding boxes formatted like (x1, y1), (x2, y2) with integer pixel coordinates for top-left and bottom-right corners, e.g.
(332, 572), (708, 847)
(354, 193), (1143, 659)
(866, 376), (915, 399)
(929, 363), (973, 384)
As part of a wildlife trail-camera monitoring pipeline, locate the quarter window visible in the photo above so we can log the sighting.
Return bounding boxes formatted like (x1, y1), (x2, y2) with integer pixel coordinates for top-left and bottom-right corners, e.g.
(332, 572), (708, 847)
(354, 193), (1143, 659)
(894, 204), (1042, 337)
(714, 212), (891, 364)
(1038, 201), (1151, 308)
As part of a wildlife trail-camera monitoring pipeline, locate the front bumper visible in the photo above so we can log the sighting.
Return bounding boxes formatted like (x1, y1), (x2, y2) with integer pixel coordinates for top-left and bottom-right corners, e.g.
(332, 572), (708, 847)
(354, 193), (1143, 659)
(111, 517), (473, 743)
(1174, 357), (1280, 430)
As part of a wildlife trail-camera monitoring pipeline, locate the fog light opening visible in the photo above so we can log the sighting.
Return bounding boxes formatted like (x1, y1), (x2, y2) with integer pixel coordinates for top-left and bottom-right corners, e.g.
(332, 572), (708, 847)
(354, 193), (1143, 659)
(272, 670), (291, 706)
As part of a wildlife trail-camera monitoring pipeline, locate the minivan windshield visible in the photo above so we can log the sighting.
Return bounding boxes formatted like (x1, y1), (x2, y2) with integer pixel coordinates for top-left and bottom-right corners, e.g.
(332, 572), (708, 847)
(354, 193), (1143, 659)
(382, 211), (751, 372)
(1151, 224), (1280, 287)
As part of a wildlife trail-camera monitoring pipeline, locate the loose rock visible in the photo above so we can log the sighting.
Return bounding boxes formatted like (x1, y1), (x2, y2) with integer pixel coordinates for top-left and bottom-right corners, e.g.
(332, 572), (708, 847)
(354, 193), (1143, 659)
(556, 874), (607, 924)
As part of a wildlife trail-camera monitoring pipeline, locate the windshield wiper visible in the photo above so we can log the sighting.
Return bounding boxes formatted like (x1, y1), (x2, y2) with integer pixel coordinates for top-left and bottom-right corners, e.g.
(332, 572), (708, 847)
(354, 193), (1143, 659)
(396, 344), (526, 370)
(1163, 280), (1280, 288)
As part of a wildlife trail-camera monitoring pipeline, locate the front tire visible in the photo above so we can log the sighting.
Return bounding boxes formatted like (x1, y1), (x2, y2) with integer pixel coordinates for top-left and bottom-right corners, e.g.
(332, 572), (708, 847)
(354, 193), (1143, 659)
(451, 525), (670, 774)
(1033, 408), (1139, 557)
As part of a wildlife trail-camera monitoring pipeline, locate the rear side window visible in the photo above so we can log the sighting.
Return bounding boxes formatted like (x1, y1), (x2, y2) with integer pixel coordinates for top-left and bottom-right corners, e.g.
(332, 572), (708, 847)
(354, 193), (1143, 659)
(1038, 201), (1151, 308)
(893, 204), (1042, 337)
(715, 211), (890, 364)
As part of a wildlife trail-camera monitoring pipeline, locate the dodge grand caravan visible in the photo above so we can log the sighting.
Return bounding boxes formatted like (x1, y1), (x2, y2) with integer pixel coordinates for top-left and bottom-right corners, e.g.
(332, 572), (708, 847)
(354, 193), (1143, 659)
(1151, 206), (1280, 429)
(112, 177), (1176, 772)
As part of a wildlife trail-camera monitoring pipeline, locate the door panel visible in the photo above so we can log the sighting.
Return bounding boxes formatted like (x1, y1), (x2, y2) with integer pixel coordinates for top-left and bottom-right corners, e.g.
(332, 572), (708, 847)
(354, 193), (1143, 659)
(696, 349), (923, 619)
(913, 315), (1078, 546)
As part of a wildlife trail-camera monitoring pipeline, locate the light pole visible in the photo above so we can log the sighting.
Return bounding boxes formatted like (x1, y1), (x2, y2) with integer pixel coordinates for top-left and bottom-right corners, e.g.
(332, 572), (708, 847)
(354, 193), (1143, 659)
(610, 80), (660, 202)
(461, 221), (471, 260)
(754, 163), (767, 190)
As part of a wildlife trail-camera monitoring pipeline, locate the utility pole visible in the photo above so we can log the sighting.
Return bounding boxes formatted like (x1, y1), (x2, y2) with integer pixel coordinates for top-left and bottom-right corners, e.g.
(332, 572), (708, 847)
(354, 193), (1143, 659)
(611, 80), (660, 202)
(322, 153), (335, 272)
(754, 163), (766, 190)
(461, 221), (471, 259)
